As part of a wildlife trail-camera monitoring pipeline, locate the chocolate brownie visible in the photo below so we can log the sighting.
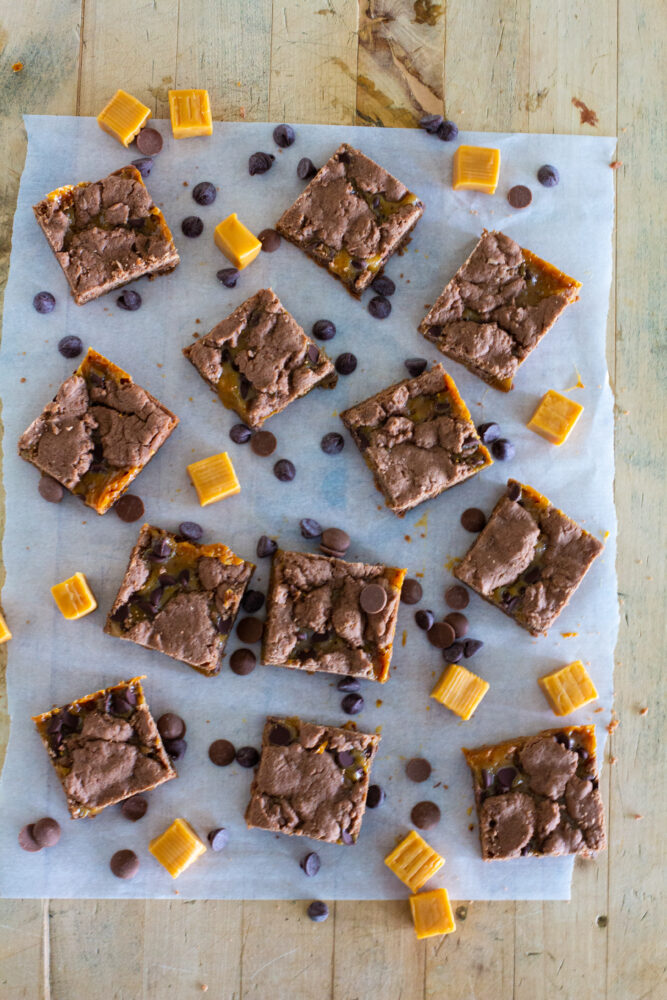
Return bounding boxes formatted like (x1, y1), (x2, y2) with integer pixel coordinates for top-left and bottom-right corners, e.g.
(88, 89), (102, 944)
(454, 479), (604, 636)
(183, 288), (336, 428)
(32, 677), (176, 819)
(276, 143), (424, 296)
(245, 716), (380, 844)
(18, 348), (178, 515)
(340, 363), (492, 516)
(33, 165), (179, 305)
(463, 725), (606, 860)
(419, 230), (581, 391)
(262, 550), (405, 681)
(105, 524), (254, 675)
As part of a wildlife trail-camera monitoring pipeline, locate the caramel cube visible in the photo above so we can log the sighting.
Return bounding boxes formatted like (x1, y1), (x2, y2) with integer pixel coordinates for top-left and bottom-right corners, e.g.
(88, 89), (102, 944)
(51, 572), (97, 620)
(452, 145), (501, 195)
(168, 89), (212, 139)
(538, 660), (599, 716)
(0, 611), (12, 644)
(187, 452), (240, 506)
(384, 830), (444, 892)
(97, 89), (151, 147)
(409, 888), (456, 939)
(431, 663), (489, 721)
(149, 818), (207, 878)
(214, 214), (262, 270)
(527, 390), (584, 446)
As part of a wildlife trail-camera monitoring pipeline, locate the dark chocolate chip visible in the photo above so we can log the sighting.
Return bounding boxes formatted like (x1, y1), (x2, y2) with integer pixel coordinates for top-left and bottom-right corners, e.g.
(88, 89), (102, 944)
(312, 319), (336, 341)
(480, 768), (493, 789)
(463, 638), (484, 658)
(419, 113), (443, 133)
(366, 784), (385, 809)
(192, 181), (217, 205)
(229, 423), (252, 445)
(321, 432), (344, 455)
(537, 164), (560, 187)
(335, 352), (357, 375)
(88, 372), (105, 387)
(445, 584), (469, 610)
(163, 737), (187, 761)
(577, 747), (589, 761)
(237, 617), (264, 644)
(38, 475), (64, 504)
(136, 126), (163, 155)
(131, 157), (154, 178)
(404, 357), (428, 377)
(111, 693), (134, 716)
(370, 275), (396, 297)
(32, 817), (61, 847)
(444, 612), (468, 638)
(307, 344), (320, 364)
(208, 827), (229, 851)
(236, 746), (260, 768)
(337, 676), (361, 693)
(368, 295), (391, 319)
(121, 796), (148, 822)
(523, 565), (542, 585)
(406, 757), (431, 783)
(300, 518), (323, 539)
(427, 621), (456, 649)
(248, 152), (275, 175)
(556, 733), (575, 750)
(241, 590), (265, 614)
(443, 639), (464, 661)
(209, 739), (236, 766)
(217, 267), (239, 287)
(341, 693), (364, 715)
(274, 459), (296, 482)
(181, 215), (204, 237)
(507, 481), (522, 502)
(411, 800), (441, 830)
(476, 421), (501, 444)
(297, 157), (318, 180)
(269, 724), (292, 746)
(178, 569), (190, 587)
(110, 849), (139, 880)
(33, 291), (56, 314)
(336, 750), (355, 768)
(415, 609), (434, 630)
(461, 507), (487, 532)
(258, 228), (281, 252)
(495, 766), (517, 791)
(115, 494), (145, 523)
(177, 521), (203, 542)
(360, 583), (387, 614)
(336, 150), (350, 164)
(437, 119), (459, 141)
(505, 595), (520, 612)
(18, 824), (42, 852)
(157, 713), (186, 741)
(320, 527), (350, 556)
(401, 578), (423, 605)
(273, 123), (295, 147)
(256, 535), (277, 558)
(491, 438), (515, 461)
(151, 538), (172, 561)
(307, 900), (329, 922)
(251, 431), (277, 457)
(507, 185), (532, 209)
(117, 289), (142, 311)
(57, 335), (82, 358)
(230, 648), (257, 675)
(300, 851), (321, 876)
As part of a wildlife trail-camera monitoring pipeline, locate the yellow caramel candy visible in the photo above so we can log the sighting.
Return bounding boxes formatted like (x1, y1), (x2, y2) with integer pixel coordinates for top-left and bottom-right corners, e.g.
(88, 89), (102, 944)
(149, 818), (207, 878)
(452, 145), (501, 194)
(214, 214), (262, 270)
(51, 572), (97, 620)
(0, 611), (12, 644)
(384, 830), (444, 892)
(431, 663), (489, 721)
(187, 452), (240, 506)
(527, 389), (584, 446)
(410, 888), (456, 939)
(538, 660), (599, 716)
(97, 89), (151, 147)
(168, 89), (212, 139)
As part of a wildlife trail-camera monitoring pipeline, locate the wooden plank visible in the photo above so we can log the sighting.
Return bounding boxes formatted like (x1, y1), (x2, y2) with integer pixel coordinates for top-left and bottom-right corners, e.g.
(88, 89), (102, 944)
(241, 900), (333, 1000)
(333, 900), (424, 999)
(0, 899), (47, 1000)
(425, 901), (514, 999)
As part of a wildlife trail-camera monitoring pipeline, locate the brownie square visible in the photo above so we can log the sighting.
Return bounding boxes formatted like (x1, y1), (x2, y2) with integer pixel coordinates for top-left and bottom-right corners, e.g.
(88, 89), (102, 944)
(419, 230), (581, 391)
(33, 165), (179, 305)
(105, 524), (254, 675)
(463, 725), (606, 860)
(183, 288), (336, 428)
(245, 716), (380, 844)
(18, 348), (178, 515)
(340, 363), (492, 516)
(262, 550), (405, 681)
(454, 479), (604, 636)
(32, 677), (176, 819)
(276, 143), (424, 296)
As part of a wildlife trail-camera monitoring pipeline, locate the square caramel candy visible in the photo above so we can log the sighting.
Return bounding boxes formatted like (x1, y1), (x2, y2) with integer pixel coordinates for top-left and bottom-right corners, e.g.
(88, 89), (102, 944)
(527, 389), (584, 445)
(341, 363), (492, 516)
(431, 663), (489, 721)
(454, 479), (604, 636)
(32, 676), (175, 819)
(452, 145), (501, 194)
(463, 724), (606, 860)
(538, 660), (598, 716)
(184, 288), (337, 429)
(276, 143), (424, 296)
(51, 572), (97, 620)
(245, 716), (380, 845)
(213, 213), (261, 269)
(168, 89), (212, 138)
(187, 452), (240, 506)
(97, 89), (151, 146)
(419, 230), (581, 391)
(262, 549), (405, 682)
(33, 165), (179, 306)
(0, 610), (12, 644)
(105, 524), (254, 676)
(384, 830), (445, 892)
(149, 818), (207, 877)
(18, 348), (179, 515)
(410, 888), (456, 939)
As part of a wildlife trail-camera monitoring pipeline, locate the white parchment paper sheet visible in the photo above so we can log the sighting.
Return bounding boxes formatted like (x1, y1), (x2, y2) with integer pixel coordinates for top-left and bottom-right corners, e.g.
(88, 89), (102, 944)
(0, 117), (617, 899)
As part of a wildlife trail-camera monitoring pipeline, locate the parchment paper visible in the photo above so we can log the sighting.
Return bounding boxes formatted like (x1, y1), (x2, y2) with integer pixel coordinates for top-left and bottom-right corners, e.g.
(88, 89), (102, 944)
(0, 116), (617, 899)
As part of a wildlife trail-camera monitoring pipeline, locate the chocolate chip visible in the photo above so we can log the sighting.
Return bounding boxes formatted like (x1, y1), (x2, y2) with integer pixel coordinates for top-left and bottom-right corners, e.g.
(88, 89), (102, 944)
(555, 733), (575, 750)
(335, 750), (354, 769)
(32, 817), (61, 847)
(335, 352), (357, 375)
(236, 746), (260, 768)
(192, 181), (217, 205)
(307, 344), (320, 365)
(411, 800), (441, 830)
(415, 609), (434, 630)
(258, 228), (281, 252)
(177, 569), (190, 588)
(57, 335), (82, 358)
(110, 849), (139, 880)
(341, 693), (364, 715)
(321, 432), (344, 455)
(163, 737), (187, 761)
(151, 538), (172, 561)
(404, 357), (428, 377)
(508, 185), (532, 209)
(338, 828), (354, 846)
(208, 739), (236, 766)
(117, 289), (142, 310)
(366, 784), (385, 809)
(115, 494), (144, 523)
(120, 796), (148, 822)
(111, 693), (134, 716)
(298, 158), (319, 181)
(272, 122), (295, 147)
(476, 421), (501, 444)
(33, 291), (55, 314)
(445, 584), (469, 611)
(208, 827), (229, 851)
(504, 594), (520, 612)
(522, 565), (542, 586)
(18, 824), (41, 852)
(312, 319), (336, 341)
(240, 592), (264, 617)
(249, 151), (275, 175)
(337, 676), (361, 693)
(495, 766), (517, 791)
(237, 616), (264, 644)
(227, 423), (251, 447)
(256, 535), (277, 558)
(461, 507), (487, 532)
(300, 518), (323, 539)
(217, 267), (239, 287)
(265, 725), (292, 750)
(370, 275), (396, 297)
(136, 126), (163, 155)
(274, 459), (296, 482)
(177, 521), (203, 542)
(506, 481), (521, 502)
(360, 583), (387, 614)
(320, 527), (350, 556)
(491, 438), (515, 461)
(427, 621), (456, 649)
(437, 119), (459, 141)
(157, 713), (186, 740)
(406, 757), (431, 783)
(300, 851), (321, 876)
(400, 578), (423, 605)
(251, 430), (277, 457)
(182, 216), (204, 239)
(307, 900), (329, 922)
(131, 157), (153, 178)
(419, 114), (443, 133)
(229, 648), (257, 676)
(38, 475), (64, 504)
(463, 638), (483, 658)
(480, 768), (493, 789)
(368, 295), (391, 319)
(537, 164), (560, 187)
(444, 612), (468, 638)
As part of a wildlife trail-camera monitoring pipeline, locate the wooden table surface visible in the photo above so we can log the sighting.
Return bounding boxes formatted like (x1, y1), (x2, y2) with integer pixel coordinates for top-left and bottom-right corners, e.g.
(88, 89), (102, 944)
(0, 2), (664, 998)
